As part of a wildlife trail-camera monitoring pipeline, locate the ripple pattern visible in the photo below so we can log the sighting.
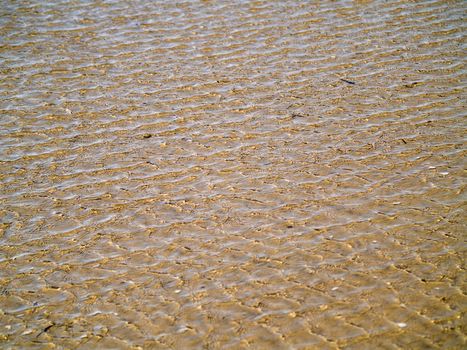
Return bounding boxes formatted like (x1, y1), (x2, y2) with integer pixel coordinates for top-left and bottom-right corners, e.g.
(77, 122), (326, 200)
(0, 0), (466, 349)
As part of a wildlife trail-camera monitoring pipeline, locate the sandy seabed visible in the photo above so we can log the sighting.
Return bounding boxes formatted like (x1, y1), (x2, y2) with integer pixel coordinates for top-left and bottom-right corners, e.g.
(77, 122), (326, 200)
(0, 0), (465, 349)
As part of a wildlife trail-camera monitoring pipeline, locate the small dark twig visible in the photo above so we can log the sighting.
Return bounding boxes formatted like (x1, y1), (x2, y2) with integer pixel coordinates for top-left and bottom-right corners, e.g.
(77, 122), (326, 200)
(36, 323), (55, 338)
(291, 113), (305, 118)
(339, 78), (356, 85)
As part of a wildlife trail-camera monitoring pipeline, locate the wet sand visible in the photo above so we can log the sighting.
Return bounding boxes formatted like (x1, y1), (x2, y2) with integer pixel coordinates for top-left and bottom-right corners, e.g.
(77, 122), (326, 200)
(0, 0), (466, 349)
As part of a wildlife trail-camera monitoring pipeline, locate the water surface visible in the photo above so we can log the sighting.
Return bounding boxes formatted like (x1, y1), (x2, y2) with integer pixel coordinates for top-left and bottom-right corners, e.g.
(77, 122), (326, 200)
(0, 0), (466, 348)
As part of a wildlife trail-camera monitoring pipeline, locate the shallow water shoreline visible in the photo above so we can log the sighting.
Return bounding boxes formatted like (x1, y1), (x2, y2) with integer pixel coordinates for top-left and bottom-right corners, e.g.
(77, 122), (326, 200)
(0, 0), (465, 348)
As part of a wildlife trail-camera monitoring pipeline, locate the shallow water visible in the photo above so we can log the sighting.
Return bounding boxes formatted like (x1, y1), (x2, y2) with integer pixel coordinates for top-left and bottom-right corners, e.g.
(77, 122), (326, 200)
(0, 0), (466, 348)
